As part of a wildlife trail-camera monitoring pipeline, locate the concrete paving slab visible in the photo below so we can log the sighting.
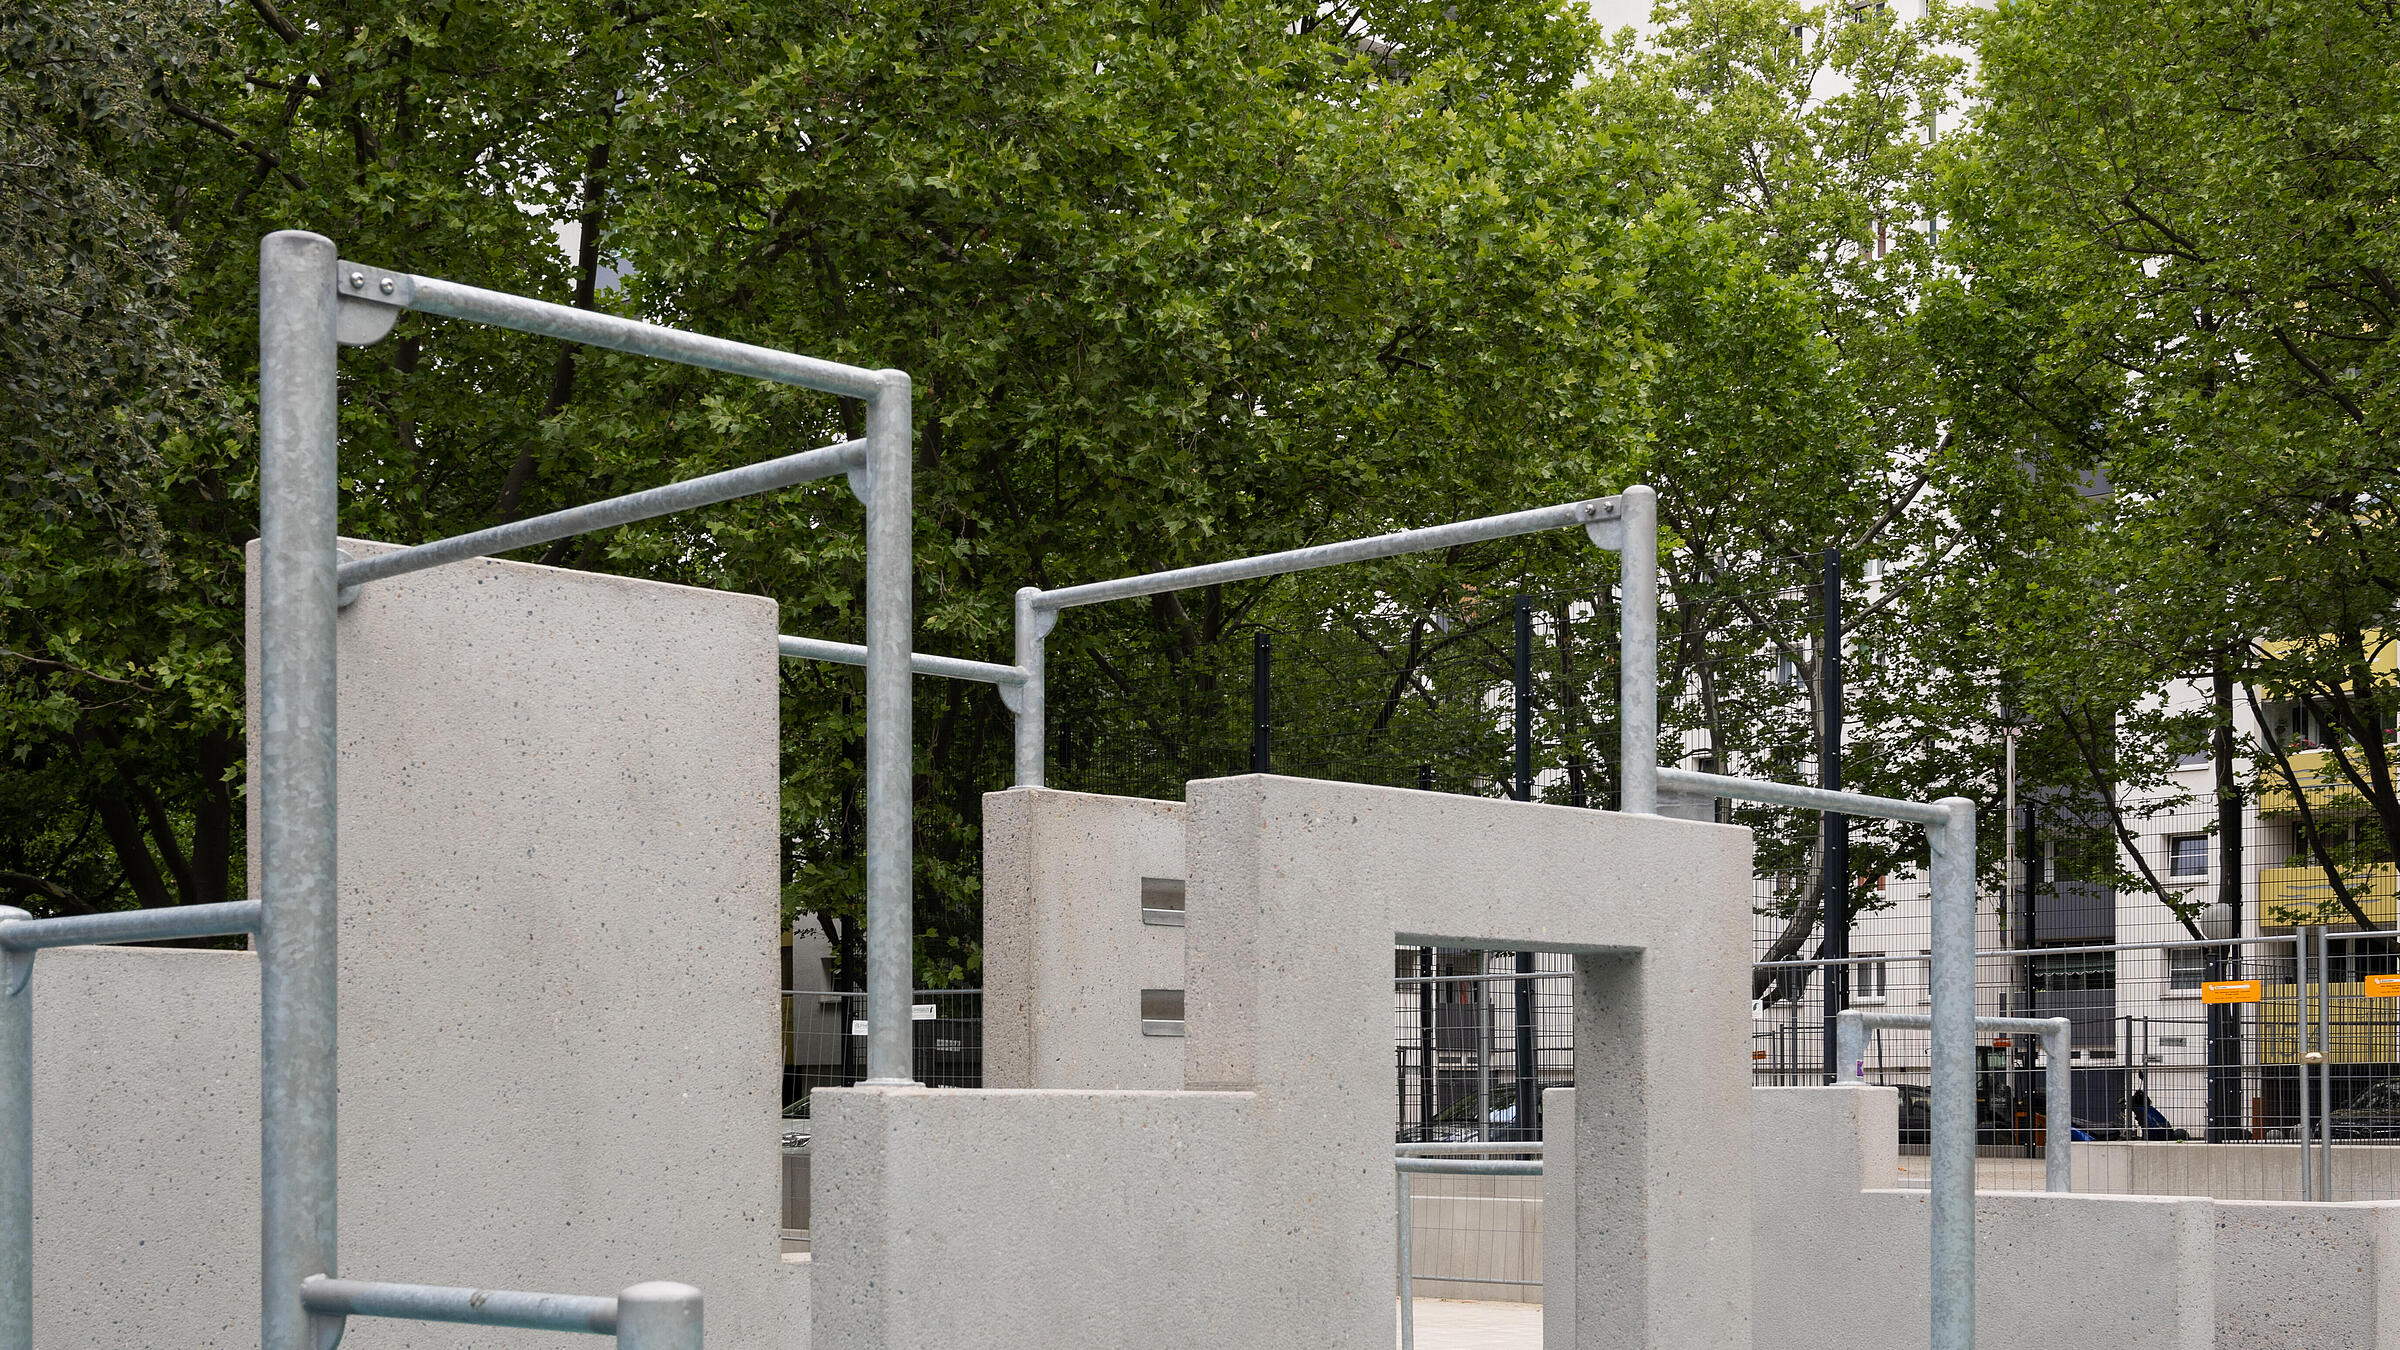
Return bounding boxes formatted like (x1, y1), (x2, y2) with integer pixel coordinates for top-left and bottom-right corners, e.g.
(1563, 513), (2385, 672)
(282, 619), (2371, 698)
(1403, 1298), (1543, 1348)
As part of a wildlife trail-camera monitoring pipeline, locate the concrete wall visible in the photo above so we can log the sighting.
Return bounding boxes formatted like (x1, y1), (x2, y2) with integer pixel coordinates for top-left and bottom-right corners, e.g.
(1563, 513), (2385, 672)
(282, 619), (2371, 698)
(817, 775), (1755, 1350)
(981, 788), (1187, 1090)
(29, 544), (803, 1347)
(1734, 1084), (2400, 1349)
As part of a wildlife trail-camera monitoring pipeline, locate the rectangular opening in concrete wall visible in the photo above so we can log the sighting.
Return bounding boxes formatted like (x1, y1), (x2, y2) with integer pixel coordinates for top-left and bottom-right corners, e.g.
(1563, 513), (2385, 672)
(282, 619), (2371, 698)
(1140, 987), (1186, 1036)
(1140, 876), (1187, 926)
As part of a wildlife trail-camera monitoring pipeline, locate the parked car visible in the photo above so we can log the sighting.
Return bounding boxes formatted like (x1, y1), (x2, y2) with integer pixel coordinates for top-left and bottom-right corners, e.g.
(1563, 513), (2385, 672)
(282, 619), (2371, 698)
(2331, 1079), (2400, 1140)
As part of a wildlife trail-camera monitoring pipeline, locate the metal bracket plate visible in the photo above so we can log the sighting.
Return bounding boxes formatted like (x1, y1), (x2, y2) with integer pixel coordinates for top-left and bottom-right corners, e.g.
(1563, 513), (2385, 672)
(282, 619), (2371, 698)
(332, 261), (414, 347)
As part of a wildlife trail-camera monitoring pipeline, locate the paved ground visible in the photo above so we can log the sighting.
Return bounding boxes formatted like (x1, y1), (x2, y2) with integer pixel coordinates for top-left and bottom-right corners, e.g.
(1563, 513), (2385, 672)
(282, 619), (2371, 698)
(1402, 1298), (1542, 1347)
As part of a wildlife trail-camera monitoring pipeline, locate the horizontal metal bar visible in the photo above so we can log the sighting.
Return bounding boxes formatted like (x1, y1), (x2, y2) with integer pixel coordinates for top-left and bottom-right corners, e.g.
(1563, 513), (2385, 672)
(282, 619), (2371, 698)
(1655, 766), (1950, 826)
(1393, 970), (1570, 986)
(1032, 497), (1621, 613)
(340, 440), (865, 591)
(1753, 931), (2302, 971)
(355, 265), (889, 400)
(0, 900), (262, 951)
(1395, 1142), (1545, 1156)
(1408, 1275), (1543, 1288)
(300, 1277), (615, 1334)
(777, 635), (1026, 686)
(1394, 1157), (1544, 1177)
(1847, 1012), (2061, 1036)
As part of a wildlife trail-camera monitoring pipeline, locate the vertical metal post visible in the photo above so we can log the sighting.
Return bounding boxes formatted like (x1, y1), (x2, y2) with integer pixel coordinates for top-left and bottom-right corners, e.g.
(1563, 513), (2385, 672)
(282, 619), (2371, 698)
(2298, 928), (2314, 1200)
(1928, 799), (1976, 1350)
(1416, 948), (1434, 1142)
(1821, 548), (1847, 1083)
(0, 908), (29, 1350)
(616, 1281), (703, 1350)
(2042, 1017), (2072, 1194)
(1478, 983), (1494, 1144)
(1251, 631), (1271, 773)
(1835, 1009), (1865, 1083)
(2318, 925), (2334, 1200)
(1396, 1169), (1413, 1350)
(1617, 485), (1658, 815)
(861, 372), (917, 1086)
(258, 229), (345, 1350)
(1510, 599), (1538, 1138)
(1013, 588), (1048, 788)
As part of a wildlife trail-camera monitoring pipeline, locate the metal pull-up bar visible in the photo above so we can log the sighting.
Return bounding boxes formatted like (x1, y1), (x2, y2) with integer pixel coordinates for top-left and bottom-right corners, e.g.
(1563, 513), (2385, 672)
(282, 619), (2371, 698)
(1837, 1010), (2072, 1194)
(1650, 766), (1979, 1350)
(1008, 485), (1658, 805)
(154, 229), (922, 1350)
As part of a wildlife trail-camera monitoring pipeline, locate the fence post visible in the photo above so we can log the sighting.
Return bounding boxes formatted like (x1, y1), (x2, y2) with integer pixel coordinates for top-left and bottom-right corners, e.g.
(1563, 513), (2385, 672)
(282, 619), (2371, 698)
(1251, 631), (1271, 773)
(861, 370), (917, 1087)
(1395, 1168), (1413, 1350)
(1617, 486), (1658, 814)
(1511, 600), (1539, 1137)
(1417, 947), (1434, 1143)
(0, 908), (28, 1350)
(2318, 925), (2333, 1200)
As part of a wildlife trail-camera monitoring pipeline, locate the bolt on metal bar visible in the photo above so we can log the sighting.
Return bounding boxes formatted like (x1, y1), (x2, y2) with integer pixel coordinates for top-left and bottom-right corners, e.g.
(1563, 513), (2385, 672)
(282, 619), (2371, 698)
(339, 262), (888, 401)
(1838, 1010), (2072, 1194)
(301, 1277), (617, 1334)
(339, 440), (865, 593)
(1010, 490), (1644, 788)
(0, 901), (261, 953)
(259, 229), (345, 1350)
(776, 635), (1025, 688)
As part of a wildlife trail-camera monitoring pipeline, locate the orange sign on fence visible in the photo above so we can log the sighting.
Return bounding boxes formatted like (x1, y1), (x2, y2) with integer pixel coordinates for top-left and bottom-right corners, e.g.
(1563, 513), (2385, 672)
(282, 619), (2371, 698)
(2365, 974), (2400, 998)
(2202, 980), (2264, 1005)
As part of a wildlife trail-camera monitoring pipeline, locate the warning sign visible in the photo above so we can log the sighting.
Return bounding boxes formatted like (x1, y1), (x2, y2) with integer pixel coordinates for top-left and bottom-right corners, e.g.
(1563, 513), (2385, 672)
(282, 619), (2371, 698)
(2365, 974), (2400, 998)
(2202, 980), (2263, 1005)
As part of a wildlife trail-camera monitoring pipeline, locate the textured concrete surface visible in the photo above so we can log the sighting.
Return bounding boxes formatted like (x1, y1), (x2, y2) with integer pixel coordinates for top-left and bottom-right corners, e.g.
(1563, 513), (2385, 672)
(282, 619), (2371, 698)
(1173, 777), (1755, 1350)
(813, 1086), (1258, 1345)
(982, 788), (1187, 1090)
(30, 544), (798, 1347)
(1405, 1298), (1543, 1347)
(818, 776), (1754, 1350)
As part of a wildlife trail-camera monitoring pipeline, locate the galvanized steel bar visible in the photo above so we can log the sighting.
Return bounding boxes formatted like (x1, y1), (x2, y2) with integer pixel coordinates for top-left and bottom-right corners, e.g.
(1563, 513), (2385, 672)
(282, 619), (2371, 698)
(2318, 925), (2333, 1201)
(300, 1277), (616, 1334)
(2297, 928), (2314, 1201)
(260, 230), (346, 1350)
(1396, 1169), (1413, 1350)
(861, 372), (916, 1086)
(615, 1281), (704, 1350)
(361, 267), (888, 401)
(1928, 799), (1977, 1350)
(0, 910), (26, 1350)
(1011, 587), (1052, 786)
(1654, 767), (1952, 826)
(1836, 1010), (2072, 1193)
(1617, 485), (1658, 815)
(1394, 1141), (1545, 1156)
(776, 635), (1025, 688)
(338, 440), (865, 591)
(1033, 497), (1621, 614)
(1393, 1157), (1545, 1177)
(0, 901), (261, 952)
(1007, 493), (1632, 788)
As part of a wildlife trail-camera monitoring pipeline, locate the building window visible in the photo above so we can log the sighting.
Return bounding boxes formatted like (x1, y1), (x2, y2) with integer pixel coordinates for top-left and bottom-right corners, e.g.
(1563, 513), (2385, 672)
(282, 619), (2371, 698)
(1853, 954), (1888, 1002)
(1918, 950), (1932, 1003)
(2169, 948), (2206, 991)
(2031, 949), (2115, 993)
(2168, 835), (2208, 877)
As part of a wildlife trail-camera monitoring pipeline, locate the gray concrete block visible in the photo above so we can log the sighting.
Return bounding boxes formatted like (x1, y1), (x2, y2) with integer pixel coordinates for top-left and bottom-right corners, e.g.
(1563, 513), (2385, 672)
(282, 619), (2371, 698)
(981, 788), (1187, 1090)
(31, 543), (801, 1347)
